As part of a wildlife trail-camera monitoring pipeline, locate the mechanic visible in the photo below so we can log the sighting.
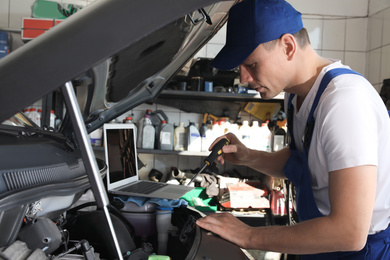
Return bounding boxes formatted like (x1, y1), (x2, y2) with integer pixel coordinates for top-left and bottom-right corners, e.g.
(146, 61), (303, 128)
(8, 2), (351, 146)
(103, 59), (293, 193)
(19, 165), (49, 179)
(195, 0), (390, 259)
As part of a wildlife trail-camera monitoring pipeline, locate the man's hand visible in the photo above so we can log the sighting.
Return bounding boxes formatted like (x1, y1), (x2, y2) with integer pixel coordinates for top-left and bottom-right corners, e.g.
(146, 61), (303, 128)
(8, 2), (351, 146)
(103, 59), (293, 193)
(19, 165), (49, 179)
(196, 213), (253, 249)
(209, 133), (251, 166)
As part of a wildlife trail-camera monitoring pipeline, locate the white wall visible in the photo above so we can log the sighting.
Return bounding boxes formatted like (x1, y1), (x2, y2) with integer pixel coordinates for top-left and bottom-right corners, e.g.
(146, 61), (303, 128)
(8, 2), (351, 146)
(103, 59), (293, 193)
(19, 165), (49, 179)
(0, 0), (36, 29)
(366, 1), (390, 91)
(290, 0), (369, 17)
(200, 0), (369, 77)
(369, 0), (390, 15)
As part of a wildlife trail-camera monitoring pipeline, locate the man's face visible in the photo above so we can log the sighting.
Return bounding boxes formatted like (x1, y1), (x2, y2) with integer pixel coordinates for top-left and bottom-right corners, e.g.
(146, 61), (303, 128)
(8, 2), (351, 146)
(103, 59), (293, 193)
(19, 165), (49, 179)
(239, 41), (289, 99)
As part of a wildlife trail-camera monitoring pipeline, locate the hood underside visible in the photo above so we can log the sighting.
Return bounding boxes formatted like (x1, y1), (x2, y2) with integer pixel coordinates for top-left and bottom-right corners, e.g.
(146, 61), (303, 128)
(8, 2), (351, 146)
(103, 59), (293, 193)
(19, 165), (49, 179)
(0, 0), (237, 132)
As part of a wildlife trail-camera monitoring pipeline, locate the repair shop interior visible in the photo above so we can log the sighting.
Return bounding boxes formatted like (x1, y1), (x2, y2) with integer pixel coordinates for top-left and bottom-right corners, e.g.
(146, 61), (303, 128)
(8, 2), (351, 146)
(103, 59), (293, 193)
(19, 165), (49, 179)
(0, 0), (389, 260)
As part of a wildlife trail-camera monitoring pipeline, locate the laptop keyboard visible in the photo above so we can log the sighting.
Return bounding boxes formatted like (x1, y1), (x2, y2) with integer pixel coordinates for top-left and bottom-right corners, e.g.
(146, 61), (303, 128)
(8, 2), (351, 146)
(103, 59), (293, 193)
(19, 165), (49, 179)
(120, 181), (167, 194)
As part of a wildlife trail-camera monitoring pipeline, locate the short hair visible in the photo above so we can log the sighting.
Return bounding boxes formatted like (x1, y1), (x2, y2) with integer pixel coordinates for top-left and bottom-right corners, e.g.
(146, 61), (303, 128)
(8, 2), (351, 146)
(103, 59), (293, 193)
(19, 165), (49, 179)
(263, 27), (311, 51)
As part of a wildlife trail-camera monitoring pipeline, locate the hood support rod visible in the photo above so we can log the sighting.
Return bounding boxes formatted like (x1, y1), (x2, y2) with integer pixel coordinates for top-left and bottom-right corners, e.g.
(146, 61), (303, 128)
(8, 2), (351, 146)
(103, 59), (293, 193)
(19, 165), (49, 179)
(61, 81), (124, 260)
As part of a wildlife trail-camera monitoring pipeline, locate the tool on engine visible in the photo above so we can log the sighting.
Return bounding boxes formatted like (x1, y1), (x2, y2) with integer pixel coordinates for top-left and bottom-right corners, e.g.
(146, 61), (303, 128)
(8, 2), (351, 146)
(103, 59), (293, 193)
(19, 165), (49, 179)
(187, 137), (230, 186)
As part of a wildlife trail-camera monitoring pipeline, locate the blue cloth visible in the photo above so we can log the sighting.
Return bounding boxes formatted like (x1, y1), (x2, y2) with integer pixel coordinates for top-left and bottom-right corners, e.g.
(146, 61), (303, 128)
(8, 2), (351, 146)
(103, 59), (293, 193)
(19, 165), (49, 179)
(284, 68), (390, 259)
(211, 0), (303, 70)
(115, 195), (188, 208)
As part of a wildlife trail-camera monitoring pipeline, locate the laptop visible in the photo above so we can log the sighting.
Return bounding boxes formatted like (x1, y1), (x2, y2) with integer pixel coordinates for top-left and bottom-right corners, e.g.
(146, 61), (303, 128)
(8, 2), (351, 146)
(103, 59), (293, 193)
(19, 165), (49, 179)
(103, 123), (193, 200)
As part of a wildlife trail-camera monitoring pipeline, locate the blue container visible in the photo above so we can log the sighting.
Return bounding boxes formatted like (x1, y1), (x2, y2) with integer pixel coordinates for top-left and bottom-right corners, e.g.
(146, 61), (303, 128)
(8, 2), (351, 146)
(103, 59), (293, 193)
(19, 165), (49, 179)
(0, 31), (9, 59)
(204, 81), (213, 92)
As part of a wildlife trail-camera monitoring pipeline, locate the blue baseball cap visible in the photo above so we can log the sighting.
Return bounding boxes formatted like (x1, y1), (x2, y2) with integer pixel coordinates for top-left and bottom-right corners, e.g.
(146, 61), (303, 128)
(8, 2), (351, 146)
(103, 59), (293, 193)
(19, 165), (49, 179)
(211, 0), (303, 70)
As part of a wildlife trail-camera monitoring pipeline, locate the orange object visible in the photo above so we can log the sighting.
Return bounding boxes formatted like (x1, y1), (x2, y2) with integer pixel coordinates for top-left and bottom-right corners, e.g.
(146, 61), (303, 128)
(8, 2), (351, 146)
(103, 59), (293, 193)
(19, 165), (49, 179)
(22, 18), (63, 40)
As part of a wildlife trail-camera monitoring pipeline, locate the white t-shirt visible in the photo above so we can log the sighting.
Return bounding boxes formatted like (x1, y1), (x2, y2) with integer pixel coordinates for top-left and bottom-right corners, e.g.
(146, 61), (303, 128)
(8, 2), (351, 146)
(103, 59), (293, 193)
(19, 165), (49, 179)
(284, 60), (390, 234)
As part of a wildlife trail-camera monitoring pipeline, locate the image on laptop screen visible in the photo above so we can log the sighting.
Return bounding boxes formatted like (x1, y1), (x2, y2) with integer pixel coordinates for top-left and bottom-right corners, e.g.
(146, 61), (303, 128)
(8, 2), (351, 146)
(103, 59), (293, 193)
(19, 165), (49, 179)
(106, 127), (137, 184)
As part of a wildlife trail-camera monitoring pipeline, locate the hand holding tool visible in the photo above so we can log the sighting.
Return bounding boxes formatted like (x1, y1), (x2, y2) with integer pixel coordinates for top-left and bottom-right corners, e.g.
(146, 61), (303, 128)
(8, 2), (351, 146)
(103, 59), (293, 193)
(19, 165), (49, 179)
(187, 137), (230, 186)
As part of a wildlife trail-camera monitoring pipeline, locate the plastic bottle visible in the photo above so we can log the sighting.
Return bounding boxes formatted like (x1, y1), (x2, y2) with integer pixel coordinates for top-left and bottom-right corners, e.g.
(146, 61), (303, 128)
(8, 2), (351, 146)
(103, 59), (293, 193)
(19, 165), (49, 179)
(260, 122), (272, 152)
(240, 120), (251, 147)
(210, 121), (224, 141)
(50, 110), (56, 130)
(187, 122), (201, 152)
(222, 119), (231, 134)
(250, 121), (262, 150)
(199, 123), (209, 152)
(137, 109), (152, 148)
(29, 108), (39, 125)
(23, 108), (31, 118)
(219, 120), (226, 135)
(125, 116), (134, 124)
(159, 120), (174, 150)
(141, 114), (155, 149)
(174, 122), (186, 151)
(125, 116), (137, 142)
(273, 127), (286, 152)
(36, 109), (42, 127)
(228, 123), (240, 139)
(90, 127), (103, 146)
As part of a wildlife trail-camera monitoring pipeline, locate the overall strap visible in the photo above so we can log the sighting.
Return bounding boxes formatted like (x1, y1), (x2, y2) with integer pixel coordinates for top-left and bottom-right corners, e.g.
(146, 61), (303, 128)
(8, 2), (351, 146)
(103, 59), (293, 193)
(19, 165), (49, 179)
(288, 68), (362, 152)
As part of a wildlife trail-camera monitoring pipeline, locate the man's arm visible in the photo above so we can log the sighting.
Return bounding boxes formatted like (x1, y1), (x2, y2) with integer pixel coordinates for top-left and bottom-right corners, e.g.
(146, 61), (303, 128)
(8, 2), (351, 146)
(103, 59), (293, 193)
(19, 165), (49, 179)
(196, 165), (376, 254)
(212, 133), (290, 179)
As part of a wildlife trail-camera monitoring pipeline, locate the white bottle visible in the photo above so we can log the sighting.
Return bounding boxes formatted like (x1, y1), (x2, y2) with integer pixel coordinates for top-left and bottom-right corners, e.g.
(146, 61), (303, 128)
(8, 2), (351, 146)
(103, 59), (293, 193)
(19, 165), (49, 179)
(125, 116), (137, 142)
(222, 120), (231, 135)
(36, 109), (42, 127)
(187, 122), (201, 152)
(273, 127), (286, 152)
(137, 109), (152, 148)
(211, 121), (224, 141)
(90, 127), (103, 146)
(29, 108), (39, 126)
(50, 110), (56, 130)
(141, 114), (155, 149)
(227, 123), (240, 139)
(250, 121), (262, 150)
(240, 120), (251, 147)
(159, 120), (174, 150)
(174, 122), (186, 151)
(199, 123), (209, 152)
(23, 108), (31, 118)
(260, 122), (272, 152)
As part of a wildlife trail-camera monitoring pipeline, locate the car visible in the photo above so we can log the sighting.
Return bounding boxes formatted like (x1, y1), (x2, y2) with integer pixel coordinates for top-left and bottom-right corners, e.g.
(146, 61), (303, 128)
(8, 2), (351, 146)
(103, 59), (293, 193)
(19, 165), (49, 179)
(0, 0), (249, 259)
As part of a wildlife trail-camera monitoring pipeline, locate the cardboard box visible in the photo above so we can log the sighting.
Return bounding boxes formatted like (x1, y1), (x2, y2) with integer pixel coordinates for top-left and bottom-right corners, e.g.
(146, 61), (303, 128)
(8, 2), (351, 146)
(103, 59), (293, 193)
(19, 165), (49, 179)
(220, 182), (269, 209)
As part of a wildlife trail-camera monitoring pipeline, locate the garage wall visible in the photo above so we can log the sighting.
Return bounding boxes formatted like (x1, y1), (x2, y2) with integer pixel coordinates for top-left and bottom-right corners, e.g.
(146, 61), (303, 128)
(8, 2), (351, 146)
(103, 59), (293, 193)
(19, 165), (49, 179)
(198, 0), (368, 77)
(366, 2), (390, 91)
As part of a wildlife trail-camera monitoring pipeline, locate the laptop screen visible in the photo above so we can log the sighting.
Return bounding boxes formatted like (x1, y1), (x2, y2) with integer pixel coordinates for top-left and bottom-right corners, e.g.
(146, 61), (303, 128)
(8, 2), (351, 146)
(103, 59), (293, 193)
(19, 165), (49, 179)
(103, 123), (139, 190)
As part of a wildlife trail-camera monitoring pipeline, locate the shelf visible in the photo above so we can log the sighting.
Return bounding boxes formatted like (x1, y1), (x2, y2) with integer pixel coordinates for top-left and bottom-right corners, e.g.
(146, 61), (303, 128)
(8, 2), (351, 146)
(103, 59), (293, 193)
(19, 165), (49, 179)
(154, 90), (284, 121)
(158, 90), (284, 102)
(138, 149), (209, 156)
(93, 146), (210, 157)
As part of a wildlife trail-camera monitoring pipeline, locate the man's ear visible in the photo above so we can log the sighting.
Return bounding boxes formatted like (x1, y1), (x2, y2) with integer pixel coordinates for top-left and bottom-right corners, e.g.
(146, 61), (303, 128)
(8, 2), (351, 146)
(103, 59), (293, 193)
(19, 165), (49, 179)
(280, 34), (297, 61)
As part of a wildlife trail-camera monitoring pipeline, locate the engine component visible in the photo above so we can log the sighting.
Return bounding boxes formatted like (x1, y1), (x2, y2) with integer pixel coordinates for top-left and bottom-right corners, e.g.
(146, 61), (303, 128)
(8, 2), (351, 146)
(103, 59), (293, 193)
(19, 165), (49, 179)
(0, 240), (49, 260)
(17, 217), (62, 255)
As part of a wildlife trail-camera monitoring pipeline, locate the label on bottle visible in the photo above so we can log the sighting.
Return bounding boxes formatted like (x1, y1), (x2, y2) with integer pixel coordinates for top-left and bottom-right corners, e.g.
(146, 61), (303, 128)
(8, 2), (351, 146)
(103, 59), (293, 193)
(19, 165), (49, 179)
(161, 132), (172, 145)
(89, 128), (103, 146)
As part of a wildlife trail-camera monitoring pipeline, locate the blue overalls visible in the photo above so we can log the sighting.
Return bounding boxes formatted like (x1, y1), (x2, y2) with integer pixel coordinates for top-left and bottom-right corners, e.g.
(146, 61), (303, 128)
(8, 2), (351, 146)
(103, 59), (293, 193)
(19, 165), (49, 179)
(283, 68), (390, 259)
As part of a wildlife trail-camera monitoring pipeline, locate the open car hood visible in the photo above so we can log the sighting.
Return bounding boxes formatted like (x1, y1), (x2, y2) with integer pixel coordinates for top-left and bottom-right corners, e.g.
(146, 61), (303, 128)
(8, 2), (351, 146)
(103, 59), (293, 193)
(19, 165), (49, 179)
(0, 0), (237, 133)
